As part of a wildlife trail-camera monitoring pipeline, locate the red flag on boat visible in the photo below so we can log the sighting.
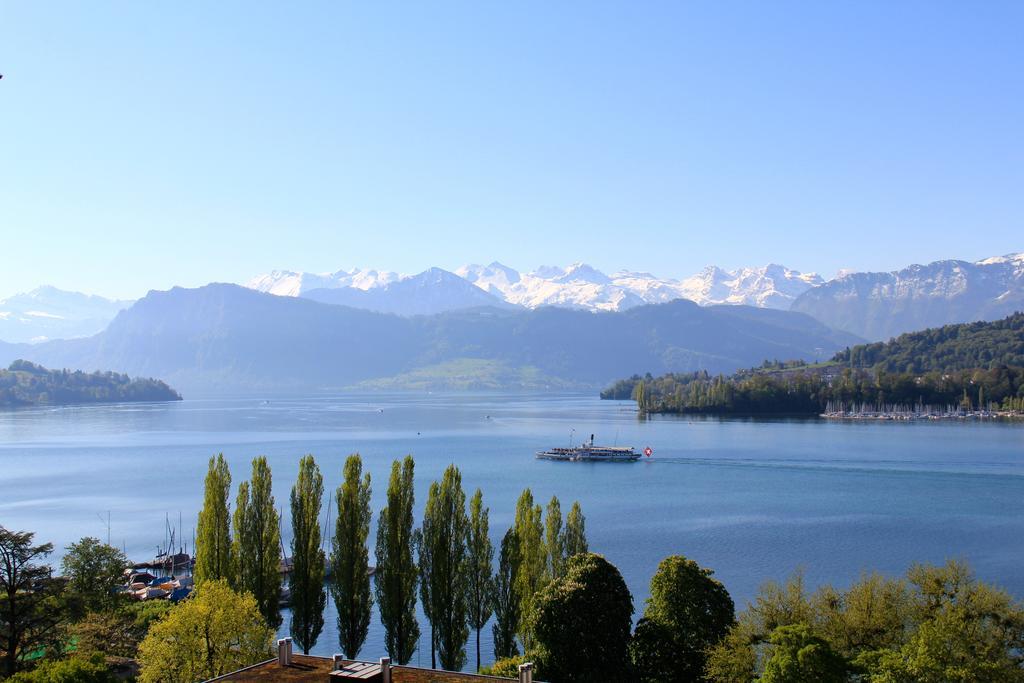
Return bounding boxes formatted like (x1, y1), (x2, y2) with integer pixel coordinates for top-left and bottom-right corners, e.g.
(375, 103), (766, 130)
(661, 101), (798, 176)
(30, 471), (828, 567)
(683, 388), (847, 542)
(644, 446), (653, 457)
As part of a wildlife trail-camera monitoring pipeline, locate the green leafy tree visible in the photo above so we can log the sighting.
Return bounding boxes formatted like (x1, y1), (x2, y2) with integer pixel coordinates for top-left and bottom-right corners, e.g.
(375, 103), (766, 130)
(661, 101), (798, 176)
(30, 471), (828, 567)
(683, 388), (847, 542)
(137, 579), (273, 683)
(562, 501), (588, 559)
(71, 601), (174, 659)
(864, 561), (1024, 682)
(0, 527), (64, 678)
(533, 553), (634, 683)
(492, 528), (521, 661)
(705, 624), (758, 683)
(289, 455), (326, 654)
(419, 465), (470, 672)
(811, 571), (910, 658)
(867, 606), (1024, 682)
(513, 489), (545, 649)
(374, 456), (420, 665)
(630, 555), (735, 682)
(330, 454), (373, 659)
(233, 456), (282, 628)
(544, 496), (564, 580)
(194, 454), (234, 584)
(466, 488), (495, 672)
(60, 537), (129, 614)
(761, 624), (847, 683)
(707, 560), (1024, 683)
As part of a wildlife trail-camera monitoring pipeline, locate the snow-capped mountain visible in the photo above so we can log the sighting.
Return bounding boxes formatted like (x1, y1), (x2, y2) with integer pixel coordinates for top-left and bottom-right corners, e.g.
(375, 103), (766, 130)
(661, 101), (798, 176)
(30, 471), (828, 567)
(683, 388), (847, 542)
(791, 253), (1024, 340)
(456, 262), (647, 311)
(246, 268), (402, 297)
(0, 286), (132, 343)
(677, 264), (824, 309)
(456, 262), (821, 311)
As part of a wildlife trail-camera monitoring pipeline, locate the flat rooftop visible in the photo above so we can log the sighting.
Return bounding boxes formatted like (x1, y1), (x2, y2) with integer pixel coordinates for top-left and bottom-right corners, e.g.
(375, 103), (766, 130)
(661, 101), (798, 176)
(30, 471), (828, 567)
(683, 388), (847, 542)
(212, 655), (518, 682)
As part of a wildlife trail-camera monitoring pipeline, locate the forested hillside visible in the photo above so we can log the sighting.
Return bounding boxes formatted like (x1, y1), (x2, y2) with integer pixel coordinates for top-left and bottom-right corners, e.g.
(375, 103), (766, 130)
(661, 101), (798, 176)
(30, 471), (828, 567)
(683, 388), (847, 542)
(0, 360), (181, 408)
(603, 313), (1024, 415)
(833, 312), (1024, 372)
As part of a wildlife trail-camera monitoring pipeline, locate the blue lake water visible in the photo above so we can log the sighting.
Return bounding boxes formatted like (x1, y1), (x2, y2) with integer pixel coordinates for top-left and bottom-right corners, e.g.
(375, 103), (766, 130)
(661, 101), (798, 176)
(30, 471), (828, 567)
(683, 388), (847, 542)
(1, 392), (1022, 669)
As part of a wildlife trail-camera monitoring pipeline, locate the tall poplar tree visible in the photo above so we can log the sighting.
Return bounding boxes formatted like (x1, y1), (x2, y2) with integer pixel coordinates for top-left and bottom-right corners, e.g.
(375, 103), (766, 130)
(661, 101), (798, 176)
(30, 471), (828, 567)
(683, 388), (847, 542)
(375, 456), (419, 665)
(544, 496), (564, 580)
(466, 489), (495, 672)
(233, 456), (282, 628)
(492, 527), (521, 661)
(563, 501), (589, 559)
(419, 465), (470, 671)
(290, 455), (326, 654)
(195, 454), (234, 584)
(513, 488), (545, 649)
(415, 524), (435, 668)
(331, 454), (373, 659)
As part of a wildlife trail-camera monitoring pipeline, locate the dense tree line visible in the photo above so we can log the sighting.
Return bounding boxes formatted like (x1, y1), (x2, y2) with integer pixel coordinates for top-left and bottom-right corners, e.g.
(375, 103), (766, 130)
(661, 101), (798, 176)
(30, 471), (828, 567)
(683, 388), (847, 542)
(606, 366), (1024, 413)
(606, 366), (1024, 415)
(0, 360), (180, 408)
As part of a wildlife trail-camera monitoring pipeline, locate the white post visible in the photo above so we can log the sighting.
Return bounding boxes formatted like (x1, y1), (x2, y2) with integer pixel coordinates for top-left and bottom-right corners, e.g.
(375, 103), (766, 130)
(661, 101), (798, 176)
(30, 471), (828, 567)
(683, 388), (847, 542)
(518, 662), (533, 683)
(333, 654), (345, 670)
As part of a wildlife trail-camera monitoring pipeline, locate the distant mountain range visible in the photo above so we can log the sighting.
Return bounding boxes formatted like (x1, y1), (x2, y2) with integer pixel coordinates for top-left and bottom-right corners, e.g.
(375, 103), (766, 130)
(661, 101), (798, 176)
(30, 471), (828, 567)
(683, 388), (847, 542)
(249, 254), (1024, 340)
(0, 286), (132, 344)
(791, 253), (1024, 340)
(249, 261), (824, 313)
(3, 252), (1021, 349)
(0, 283), (858, 393)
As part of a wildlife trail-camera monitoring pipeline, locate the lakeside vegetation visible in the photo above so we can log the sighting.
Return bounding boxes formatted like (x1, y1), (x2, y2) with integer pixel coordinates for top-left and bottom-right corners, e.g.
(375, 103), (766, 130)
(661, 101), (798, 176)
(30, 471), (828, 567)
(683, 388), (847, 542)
(6, 502), (1024, 682)
(0, 361), (181, 408)
(603, 313), (1024, 415)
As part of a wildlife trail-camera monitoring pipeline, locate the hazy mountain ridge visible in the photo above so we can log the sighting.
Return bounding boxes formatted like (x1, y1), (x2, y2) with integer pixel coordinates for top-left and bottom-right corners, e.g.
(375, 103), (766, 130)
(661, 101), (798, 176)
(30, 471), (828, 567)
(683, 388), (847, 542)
(791, 253), (1024, 340)
(0, 284), (859, 393)
(0, 286), (132, 343)
(302, 267), (513, 316)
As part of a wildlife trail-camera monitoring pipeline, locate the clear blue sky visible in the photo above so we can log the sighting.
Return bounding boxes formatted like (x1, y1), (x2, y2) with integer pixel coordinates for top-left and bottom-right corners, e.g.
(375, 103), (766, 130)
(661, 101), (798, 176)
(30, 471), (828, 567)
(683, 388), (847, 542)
(1, 1), (1022, 299)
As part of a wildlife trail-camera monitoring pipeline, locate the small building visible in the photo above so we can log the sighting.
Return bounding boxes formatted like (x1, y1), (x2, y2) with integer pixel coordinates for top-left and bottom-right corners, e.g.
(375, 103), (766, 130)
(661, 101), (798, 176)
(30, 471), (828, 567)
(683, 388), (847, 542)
(208, 638), (538, 683)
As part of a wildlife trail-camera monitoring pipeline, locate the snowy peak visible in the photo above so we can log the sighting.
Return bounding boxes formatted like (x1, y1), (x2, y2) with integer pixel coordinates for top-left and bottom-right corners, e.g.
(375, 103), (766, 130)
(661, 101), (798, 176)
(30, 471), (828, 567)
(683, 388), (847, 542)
(245, 268), (402, 297)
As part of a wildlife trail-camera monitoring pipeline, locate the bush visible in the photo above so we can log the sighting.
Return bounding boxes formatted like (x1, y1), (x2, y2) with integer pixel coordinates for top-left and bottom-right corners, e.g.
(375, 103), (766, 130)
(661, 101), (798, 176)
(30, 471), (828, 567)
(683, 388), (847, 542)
(8, 654), (116, 683)
(479, 654), (539, 678)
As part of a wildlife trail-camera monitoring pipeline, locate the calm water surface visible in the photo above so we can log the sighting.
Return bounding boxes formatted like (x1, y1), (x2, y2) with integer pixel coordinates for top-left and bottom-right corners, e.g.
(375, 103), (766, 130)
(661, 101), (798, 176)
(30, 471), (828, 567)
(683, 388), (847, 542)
(1, 392), (1022, 668)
